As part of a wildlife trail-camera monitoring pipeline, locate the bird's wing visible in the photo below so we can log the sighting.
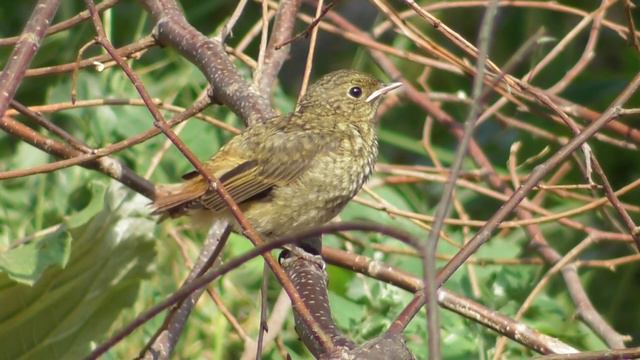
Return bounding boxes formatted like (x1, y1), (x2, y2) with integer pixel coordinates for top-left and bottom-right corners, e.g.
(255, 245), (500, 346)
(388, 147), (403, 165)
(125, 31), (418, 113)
(150, 151), (247, 216)
(200, 128), (333, 211)
(152, 121), (333, 215)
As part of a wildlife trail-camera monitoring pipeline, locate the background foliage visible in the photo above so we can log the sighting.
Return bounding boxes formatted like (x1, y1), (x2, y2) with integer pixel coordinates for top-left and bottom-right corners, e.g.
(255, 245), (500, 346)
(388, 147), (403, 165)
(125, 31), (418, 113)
(1, 0), (639, 359)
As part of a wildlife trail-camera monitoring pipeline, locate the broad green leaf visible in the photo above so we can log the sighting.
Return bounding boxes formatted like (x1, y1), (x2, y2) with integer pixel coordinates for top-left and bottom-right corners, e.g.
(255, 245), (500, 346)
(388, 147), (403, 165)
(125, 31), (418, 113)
(0, 229), (71, 285)
(64, 180), (106, 228)
(0, 181), (156, 360)
(0, 175), (101, 286)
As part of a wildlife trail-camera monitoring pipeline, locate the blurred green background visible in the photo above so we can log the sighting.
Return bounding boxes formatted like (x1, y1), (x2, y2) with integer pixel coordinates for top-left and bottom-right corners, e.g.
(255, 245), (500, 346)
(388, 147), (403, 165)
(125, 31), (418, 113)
(1, 1), (639, 359)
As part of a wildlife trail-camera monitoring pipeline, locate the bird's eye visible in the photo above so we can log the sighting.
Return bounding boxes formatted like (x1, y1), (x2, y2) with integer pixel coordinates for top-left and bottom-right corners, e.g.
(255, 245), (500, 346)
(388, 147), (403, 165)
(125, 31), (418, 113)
(348, 86), (363, 99)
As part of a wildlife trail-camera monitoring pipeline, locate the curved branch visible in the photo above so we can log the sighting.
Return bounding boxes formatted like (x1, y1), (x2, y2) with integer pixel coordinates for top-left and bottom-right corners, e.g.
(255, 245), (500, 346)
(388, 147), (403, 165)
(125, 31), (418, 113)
(140, 0), (276, 126)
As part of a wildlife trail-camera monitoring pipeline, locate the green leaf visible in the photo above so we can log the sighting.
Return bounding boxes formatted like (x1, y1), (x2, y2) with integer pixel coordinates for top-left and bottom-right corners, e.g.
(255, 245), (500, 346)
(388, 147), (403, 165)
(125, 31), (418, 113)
(64, 180), (106, 228)
(283, 345), (307, 360)
(329, 291), (365, 330)
(0, 181), (156, 359)
(0, 229), (71, 286)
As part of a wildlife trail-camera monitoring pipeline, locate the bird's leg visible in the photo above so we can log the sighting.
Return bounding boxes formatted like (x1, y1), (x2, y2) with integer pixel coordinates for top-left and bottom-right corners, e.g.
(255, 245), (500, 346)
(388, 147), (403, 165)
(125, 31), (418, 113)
(280, 245), (325, 270)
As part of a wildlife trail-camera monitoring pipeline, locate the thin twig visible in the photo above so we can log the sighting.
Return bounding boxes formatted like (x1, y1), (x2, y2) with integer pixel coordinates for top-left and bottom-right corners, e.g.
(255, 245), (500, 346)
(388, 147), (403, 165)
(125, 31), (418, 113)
(168, 227), (251, 342)
(10, 100), (89, 152)
(275, 1), (336, 50)
(140, 221), (231, 359)
(254, 0), (271, 87)
(24, 35), (156, 77)
(0, 112), (156, 198)
(0, 97), (218, 183)
(623, 0), (640, 52)
(0, 0), (61, 118)
(256, 262), (269, 359)
(72, 39), (100, 104)
(354, 12), (640, 342)
(296, 0), (325, 102)
(493, 236), (595, 358)
(257, 0), (302, 97)
(422, 76), (640, 325)
(218, 0), (249, 41)
(0, 0), (117, 47)
(422, 3), (499, 357)
(5, 97), (237, 134)
(323, 247), (578, 356)
(534, 347), (640, 360)
(240, 290), (291, 360)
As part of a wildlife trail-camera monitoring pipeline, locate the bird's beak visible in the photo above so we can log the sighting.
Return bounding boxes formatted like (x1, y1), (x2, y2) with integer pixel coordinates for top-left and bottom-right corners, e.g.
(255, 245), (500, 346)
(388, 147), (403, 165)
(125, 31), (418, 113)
(366, 82), (403, 103)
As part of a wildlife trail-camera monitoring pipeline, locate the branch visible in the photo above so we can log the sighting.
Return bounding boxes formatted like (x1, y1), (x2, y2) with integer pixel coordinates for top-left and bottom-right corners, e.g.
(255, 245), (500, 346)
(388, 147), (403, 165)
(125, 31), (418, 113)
(140, 221), (231, 359)
(0, 111), (156, 199)
(323, 247), (579, 356)
(85, 222), (423, 359)
(422, 2), (499, 357)
(432, 74), (638, 328)
(0, 0), (61, 118)
(623, 0), (640, 52)
(256, 0), (301, 96)
(534, 347), (640, 360)
(85, 1), (335, 352)
(0, 95), (212, 184)
(523, 86), (640, 249)
(282, 254), (356, 357)
(321, 8), (631, 347)
(140, 0), (275, 126)
(0, 0), (117, 47)
(561, 265), (630, 348)
(25, 35), (156, 77)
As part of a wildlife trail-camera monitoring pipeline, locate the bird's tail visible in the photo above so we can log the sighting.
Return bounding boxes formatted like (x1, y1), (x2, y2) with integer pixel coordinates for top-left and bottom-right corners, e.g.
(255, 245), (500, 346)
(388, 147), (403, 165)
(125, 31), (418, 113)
(151, 181), (208, 218)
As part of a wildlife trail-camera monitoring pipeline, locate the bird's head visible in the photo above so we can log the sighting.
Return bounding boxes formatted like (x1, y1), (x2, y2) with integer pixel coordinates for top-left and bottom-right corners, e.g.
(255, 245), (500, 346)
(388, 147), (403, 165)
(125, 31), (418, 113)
(297, 70), (401, 123)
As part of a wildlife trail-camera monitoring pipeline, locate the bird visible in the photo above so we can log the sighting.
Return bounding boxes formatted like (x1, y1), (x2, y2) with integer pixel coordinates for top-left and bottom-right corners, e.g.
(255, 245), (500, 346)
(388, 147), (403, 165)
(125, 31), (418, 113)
(151, 69), (401, 250)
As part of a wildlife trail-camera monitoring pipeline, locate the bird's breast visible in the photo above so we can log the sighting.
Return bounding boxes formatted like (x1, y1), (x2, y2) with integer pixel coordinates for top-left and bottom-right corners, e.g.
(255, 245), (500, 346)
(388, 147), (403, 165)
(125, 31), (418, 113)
(302, 124), (377, 203)
(243, 125), (378, 239)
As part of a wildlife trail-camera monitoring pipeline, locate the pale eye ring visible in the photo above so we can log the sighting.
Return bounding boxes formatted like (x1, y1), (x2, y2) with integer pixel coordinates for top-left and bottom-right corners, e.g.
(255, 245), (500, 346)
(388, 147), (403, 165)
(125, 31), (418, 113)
(348, 86), (363, 99)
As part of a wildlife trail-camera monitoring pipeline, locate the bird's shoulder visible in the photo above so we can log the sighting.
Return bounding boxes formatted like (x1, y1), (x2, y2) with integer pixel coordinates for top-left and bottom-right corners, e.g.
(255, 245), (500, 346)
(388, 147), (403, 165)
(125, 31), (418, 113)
(232, 112), (335, 159)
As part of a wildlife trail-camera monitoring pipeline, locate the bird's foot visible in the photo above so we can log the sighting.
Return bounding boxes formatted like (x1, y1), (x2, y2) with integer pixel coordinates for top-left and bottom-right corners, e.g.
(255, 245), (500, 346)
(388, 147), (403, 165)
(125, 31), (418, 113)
(280, 245), (325, 270)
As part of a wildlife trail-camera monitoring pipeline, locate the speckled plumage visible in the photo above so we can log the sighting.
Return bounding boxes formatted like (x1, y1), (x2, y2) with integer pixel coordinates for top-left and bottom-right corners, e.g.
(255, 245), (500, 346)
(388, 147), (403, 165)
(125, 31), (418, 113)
(152, 70), (400, 240)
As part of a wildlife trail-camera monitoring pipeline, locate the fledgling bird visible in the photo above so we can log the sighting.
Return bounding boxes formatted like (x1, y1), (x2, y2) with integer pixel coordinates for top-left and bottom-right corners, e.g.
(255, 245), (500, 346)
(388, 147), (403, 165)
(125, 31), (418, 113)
(152, 70), (401, 247)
